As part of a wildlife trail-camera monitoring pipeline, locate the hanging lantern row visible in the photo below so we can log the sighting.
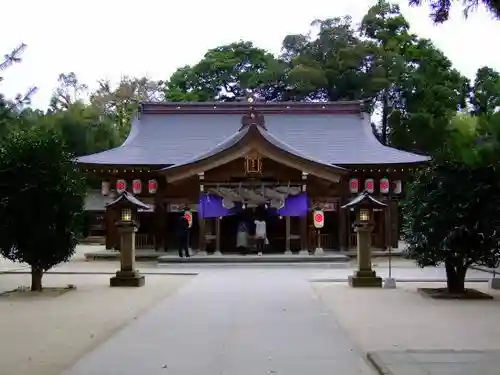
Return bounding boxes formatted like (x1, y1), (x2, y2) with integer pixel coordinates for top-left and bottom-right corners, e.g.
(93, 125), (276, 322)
(349, 178), (402, 194)
(101, 179), (158, 196)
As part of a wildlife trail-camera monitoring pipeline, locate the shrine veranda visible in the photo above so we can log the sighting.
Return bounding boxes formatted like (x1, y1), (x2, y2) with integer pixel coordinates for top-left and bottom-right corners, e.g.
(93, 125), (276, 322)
(79, 101), (428, 253)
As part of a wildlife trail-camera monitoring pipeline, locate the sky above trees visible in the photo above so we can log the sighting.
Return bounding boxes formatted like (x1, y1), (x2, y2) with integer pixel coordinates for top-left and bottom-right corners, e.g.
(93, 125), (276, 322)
(1, 0), (499, 109)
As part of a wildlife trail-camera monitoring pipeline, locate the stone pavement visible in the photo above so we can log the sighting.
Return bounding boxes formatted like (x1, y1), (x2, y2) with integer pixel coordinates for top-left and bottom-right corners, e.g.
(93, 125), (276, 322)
(367, 350), (500, 375)
(62, 268), (376, 375)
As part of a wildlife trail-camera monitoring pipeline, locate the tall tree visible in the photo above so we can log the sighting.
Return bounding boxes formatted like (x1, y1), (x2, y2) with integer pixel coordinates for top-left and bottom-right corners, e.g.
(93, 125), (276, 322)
(280, 17), (371, 102)
(49, 72), (88, 111)
(165, 41), (285, 102)
(360, 0), (414, 145)
(409, 0), (500, 23)
(470, 66), (500, 116)
(388, 38), (469, 154)
(90, 76), (164, 138)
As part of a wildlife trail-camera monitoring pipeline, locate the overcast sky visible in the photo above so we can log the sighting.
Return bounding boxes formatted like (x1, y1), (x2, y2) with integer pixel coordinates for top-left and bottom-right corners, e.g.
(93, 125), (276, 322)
(1, 0), (498, 109)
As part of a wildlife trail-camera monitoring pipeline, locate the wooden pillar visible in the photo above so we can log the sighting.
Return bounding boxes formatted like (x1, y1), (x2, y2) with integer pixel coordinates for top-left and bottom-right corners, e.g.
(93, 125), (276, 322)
(300, 172), (309, 254)
(215, 217), (222, 255)
(198, 173), (207, 255)
(153, 181), (165, 251)
(338, 179), (349, 251)
(105, 206), (119, 250)
(391, 200), (399, 249)
(338, 203), (347, 251)
(347, 208), (353, 248)
(105, 206), (113, 250)
(285, 216), (291, 254)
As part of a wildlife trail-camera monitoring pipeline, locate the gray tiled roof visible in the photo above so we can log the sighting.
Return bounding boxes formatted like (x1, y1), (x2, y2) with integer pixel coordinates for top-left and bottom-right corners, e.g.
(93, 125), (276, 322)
(77, 112), (429, 166)
(165, 125), (250, 168)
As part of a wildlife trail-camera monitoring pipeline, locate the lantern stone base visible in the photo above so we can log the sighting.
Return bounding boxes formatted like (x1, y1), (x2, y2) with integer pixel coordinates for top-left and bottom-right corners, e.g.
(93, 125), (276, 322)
(110, 270), (145, 287)
(489, 277), (500, 290)
(348, 270), (382, 288)
(383, 277), (397, 289)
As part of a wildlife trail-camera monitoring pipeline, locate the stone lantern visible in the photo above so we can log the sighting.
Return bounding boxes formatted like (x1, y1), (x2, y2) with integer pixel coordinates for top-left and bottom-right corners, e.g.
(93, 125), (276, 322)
(341, 191), (386, 287)
(106, 191), (149, 287)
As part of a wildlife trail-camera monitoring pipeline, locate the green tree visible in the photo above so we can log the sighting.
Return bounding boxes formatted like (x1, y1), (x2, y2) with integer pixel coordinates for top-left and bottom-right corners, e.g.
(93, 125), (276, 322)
(402, 120), (500, 294)
(409, 0), (500, 23)
(0, 128), (85, 291)
(471, 66), (500, 116)
(90, 76), (164, 138)
(49, 72), (89, 111)
(360, 0), (414, 145)
(280, 17), (371, 101)
(388, 38), (469, 154)
(48, 101), (122, 156)
(165, 41), (285, 102)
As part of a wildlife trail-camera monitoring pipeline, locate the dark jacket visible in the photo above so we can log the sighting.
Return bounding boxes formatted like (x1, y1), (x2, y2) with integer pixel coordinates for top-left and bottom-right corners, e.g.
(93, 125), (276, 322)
(177, 215), (190, 239)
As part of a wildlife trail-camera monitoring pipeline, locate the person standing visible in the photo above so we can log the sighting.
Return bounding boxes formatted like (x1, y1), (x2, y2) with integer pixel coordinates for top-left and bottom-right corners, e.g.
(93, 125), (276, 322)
(236, 220), (249, 255)
(177, 213), (190, 258)
(254, 216), (267, 254)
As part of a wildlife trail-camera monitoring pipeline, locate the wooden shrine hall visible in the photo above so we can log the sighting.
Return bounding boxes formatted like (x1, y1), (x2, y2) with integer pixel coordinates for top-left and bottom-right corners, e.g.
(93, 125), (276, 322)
(78, 99), (429, 254)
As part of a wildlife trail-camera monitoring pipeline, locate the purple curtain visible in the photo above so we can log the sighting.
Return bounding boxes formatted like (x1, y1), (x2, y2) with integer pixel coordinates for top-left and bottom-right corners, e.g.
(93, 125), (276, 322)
(199, 194), (237, 218)
(278, 192), (309, 217)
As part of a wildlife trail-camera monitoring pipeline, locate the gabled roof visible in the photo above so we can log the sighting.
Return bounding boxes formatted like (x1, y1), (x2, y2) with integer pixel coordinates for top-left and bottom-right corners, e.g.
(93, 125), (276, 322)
(160, 120), (347, 183)
(76, 101), (430, 167)
(341, 191), (387, 209)
(106, 191), (150, 210)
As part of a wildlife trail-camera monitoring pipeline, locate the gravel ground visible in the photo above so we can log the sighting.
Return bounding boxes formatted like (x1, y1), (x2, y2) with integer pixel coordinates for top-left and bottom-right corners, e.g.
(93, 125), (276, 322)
(313, 281), (500, 352)
(0, 273), (192, 375)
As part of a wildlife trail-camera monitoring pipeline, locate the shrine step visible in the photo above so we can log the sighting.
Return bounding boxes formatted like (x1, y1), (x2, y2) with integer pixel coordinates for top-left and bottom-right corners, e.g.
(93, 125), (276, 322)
(157, 253), (350, 264)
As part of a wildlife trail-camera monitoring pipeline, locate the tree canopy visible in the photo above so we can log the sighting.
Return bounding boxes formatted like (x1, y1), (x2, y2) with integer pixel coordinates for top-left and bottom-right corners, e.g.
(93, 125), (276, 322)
(1, 1), (497, 160)
(409, 0), (500, 23)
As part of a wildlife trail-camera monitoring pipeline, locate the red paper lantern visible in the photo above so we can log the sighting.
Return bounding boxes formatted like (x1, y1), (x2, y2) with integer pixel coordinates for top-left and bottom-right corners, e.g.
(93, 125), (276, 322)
(392, 180), (402, 194)
(148, 179), (158, 194)
(380, 178), (390, 194)
(101, 181), (110, 196)
(365, 178), (374, 193)
(116, 179), (126, 194)
(132, 179), (142, 194)
(349, 178), (359, 194)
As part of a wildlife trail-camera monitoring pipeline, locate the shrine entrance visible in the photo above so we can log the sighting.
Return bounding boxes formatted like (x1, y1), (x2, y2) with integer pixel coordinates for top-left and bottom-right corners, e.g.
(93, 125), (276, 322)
(199, 180), (310, 254)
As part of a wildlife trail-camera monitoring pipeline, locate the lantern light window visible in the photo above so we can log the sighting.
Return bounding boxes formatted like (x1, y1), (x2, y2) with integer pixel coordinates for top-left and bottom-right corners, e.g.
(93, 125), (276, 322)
(121, 208), (132, 222)
(359, 208), (370, 222)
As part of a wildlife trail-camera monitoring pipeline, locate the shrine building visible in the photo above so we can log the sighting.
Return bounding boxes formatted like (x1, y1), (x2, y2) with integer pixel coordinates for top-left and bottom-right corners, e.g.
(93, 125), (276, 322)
(78, 100), (429, 254)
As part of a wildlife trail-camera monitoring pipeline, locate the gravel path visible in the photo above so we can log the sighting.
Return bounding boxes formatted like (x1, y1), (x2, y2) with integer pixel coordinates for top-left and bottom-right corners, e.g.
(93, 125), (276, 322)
(62, 269), (375, 375)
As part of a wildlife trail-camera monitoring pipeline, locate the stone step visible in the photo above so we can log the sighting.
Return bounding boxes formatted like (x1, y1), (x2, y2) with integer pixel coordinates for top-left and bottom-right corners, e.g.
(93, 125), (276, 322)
(157, 254), (350, 264)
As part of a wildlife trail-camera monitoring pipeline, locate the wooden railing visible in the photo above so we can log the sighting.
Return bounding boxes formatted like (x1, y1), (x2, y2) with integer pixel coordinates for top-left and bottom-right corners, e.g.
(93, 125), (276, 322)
(308, 234), (334, 249)
(350, 233), (379, 248)
(135, 233), (155, 249)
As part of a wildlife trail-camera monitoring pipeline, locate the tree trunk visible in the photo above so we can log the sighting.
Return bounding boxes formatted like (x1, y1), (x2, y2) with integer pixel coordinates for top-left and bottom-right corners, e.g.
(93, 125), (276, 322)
(30, 266), (43, 292)
(445, 261), (467, 294)
(381, 91), (389, 146)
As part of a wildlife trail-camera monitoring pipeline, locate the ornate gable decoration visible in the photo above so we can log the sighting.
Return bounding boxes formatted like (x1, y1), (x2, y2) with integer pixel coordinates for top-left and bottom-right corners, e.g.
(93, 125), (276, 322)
(244, 151), (263, 175)
(239, 93), (267, 131)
